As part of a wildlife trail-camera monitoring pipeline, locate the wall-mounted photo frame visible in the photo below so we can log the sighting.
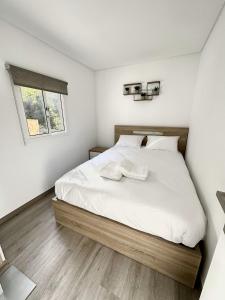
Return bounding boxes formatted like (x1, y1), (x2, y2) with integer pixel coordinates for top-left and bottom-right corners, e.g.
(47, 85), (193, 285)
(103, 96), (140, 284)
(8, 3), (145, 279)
(147, 81), (160, 96)
(123, 83), (142, 95)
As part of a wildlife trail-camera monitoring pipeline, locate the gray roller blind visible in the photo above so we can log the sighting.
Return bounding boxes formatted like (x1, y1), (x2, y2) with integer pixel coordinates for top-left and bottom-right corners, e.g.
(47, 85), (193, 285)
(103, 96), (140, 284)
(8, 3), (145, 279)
(7, 64), (68, 95)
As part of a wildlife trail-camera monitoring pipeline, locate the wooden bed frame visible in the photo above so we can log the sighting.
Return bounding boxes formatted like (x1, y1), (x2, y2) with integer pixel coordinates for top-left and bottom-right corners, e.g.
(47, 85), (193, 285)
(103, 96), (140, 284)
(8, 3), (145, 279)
(52, 125), (202, 288)
(114, 125), (189, 157)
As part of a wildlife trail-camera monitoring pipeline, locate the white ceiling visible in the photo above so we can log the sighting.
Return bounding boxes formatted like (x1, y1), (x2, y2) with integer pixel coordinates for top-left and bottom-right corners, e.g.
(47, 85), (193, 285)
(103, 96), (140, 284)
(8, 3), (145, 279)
(0, 0), (224, 70)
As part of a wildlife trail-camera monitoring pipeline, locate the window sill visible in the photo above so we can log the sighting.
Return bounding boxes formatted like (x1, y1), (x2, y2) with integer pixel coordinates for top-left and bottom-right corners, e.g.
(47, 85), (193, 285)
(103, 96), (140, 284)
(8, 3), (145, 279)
(24, 130), (68, 144)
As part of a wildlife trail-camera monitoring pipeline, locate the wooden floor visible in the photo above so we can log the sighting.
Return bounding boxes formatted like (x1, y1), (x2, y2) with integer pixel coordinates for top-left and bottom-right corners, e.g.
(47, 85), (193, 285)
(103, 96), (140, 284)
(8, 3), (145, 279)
(0, 193), (201, 300)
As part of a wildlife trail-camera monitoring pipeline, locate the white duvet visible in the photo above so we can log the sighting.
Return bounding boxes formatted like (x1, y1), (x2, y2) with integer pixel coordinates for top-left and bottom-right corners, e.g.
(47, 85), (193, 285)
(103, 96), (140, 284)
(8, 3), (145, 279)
(55, 147), (206, 247)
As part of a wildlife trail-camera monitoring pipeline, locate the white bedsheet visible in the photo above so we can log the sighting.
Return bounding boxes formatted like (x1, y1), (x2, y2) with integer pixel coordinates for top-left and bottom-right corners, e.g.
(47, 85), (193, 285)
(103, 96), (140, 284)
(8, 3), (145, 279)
(55, 147), (206, 247)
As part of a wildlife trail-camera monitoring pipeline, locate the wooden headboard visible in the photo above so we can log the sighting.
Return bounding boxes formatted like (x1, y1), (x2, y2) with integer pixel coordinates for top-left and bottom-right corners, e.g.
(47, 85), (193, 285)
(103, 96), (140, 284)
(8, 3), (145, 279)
(114, 125), (189, 157)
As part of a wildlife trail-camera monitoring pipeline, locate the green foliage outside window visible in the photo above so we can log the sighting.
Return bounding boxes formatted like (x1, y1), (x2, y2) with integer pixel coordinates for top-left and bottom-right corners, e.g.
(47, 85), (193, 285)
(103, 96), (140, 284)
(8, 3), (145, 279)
(21, 87), (64, 135)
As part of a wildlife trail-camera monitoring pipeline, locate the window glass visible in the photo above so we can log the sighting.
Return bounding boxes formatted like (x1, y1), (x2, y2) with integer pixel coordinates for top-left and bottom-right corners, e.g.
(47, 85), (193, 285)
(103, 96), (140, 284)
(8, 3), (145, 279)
(44, 91), (65, 132)
(20, 87), (49, 136)
(20, 87), (65, 137)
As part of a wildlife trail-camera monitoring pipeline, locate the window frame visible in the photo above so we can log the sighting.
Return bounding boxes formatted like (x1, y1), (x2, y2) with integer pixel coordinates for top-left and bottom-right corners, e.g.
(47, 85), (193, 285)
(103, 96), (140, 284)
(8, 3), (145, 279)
(13, 85), (67, 144)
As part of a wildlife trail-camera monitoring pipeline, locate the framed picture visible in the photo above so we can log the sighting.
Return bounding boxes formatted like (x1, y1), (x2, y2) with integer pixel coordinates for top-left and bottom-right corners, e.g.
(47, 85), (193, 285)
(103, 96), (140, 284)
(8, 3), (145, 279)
(147, 81), (160, 96)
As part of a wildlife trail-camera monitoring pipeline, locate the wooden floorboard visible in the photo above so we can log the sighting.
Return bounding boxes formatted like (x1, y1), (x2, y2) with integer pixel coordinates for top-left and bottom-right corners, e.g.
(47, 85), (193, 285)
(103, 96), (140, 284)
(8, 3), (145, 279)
(0, 193), (201, 300)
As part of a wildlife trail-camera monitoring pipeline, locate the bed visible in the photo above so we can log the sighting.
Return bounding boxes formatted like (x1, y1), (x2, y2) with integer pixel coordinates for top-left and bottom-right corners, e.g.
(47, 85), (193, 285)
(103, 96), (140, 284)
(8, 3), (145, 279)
(52, 125), (206, 288)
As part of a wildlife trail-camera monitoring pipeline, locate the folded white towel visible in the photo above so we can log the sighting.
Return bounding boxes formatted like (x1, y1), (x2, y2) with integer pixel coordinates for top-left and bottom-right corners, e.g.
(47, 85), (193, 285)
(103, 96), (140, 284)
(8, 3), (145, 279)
(99, 161), (122, 181)
(120, 159), (148, 181)
(99, 159), (148, 181)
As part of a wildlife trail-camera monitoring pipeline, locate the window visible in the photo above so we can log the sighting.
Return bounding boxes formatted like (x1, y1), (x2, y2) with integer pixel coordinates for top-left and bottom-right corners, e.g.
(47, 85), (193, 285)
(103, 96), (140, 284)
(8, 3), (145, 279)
(6, 64), (68, 143)
(20, 87), (65, 136)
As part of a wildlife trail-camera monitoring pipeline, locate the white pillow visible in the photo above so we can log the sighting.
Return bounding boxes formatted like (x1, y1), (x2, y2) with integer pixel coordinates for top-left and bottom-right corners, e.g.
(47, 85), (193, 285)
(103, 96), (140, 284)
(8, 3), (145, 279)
(146, 136), (179, 152)
(115, 135), (144, 148)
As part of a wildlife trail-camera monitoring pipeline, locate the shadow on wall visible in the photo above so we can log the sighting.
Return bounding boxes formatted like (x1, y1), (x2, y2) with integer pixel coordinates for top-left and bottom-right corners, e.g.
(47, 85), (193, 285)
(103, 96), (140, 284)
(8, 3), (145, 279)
(198, 215), (218, 281)
(43, 145), (89, 191)
(186, 161), (221, 282)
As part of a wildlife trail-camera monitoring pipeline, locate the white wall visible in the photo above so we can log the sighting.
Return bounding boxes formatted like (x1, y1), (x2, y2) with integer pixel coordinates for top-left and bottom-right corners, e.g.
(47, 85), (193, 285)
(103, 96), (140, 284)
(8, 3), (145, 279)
(95, 54), (200, 146)
(200, 231), (225, 300)
(0, 20), (96, 218)
(186, 6), (225, 282)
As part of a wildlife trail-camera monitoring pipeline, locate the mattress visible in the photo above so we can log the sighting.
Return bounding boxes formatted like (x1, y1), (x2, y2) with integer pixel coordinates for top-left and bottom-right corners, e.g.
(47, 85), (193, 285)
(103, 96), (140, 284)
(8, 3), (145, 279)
(55, 146), (206, 247)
